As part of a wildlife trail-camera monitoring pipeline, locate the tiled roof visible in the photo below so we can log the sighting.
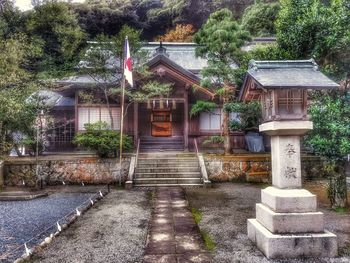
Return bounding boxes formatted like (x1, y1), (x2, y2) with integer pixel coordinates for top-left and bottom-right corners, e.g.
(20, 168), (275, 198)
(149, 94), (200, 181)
(247, 59), (339, 89)
(142, 42), (208, 72)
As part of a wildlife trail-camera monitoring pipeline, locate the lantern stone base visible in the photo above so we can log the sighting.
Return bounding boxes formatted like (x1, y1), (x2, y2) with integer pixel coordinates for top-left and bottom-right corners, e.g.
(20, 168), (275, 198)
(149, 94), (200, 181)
(248, 187), (338, 258)
(247, 219), (338, 259)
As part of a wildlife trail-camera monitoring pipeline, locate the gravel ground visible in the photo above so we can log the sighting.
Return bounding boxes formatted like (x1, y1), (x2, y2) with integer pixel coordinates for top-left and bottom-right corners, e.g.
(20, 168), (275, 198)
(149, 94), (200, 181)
(185, 183), (350, 263)
(0, 192), (92, 262)
(30, 188), (152, 263)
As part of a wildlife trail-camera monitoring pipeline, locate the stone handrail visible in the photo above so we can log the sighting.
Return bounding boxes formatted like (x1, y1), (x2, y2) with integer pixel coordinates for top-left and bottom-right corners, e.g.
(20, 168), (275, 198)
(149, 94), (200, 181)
(125, 156), (136, 189)
(194, 138), (211, 187)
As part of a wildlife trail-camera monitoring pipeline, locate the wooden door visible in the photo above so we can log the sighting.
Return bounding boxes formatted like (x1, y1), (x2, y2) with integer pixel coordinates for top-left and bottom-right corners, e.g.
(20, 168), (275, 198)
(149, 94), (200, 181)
(151, 111), (172, 137)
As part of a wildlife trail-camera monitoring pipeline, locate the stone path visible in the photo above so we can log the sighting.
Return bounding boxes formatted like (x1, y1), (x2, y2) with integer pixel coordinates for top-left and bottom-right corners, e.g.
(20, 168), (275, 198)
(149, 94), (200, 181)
(143, 187), (212, 263)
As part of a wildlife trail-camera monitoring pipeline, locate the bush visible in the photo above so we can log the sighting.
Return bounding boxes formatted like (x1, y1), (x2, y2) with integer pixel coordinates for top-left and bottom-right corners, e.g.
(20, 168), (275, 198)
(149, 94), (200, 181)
(73, 121), (132, 157)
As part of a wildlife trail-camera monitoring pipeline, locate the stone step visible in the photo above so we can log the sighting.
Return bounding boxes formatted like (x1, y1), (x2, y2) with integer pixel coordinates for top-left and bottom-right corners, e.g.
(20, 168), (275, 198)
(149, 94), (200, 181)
(134, 177), (202, 185)
(135, 167), (200, 173)
(138, 153), (196, 158)
(140, 136), (183, 141)
(137, 163), (199, 169)
(135, 172), (201, 178)
(140, 146), (184, 150)
(134, 183), (203, 187)
(138, 158), (197, 163)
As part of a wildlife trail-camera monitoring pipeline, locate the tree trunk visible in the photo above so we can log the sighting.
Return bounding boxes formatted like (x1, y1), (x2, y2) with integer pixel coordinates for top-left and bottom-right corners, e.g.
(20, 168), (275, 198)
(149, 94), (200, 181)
(223, 110), (231, 155)
(327, 163), (348, 208)
(103, 87), (114, 129)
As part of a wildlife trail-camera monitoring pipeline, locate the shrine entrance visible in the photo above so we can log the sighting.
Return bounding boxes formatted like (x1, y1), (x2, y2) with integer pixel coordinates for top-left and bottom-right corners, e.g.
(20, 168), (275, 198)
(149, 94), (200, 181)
(151, 109), (172, 137)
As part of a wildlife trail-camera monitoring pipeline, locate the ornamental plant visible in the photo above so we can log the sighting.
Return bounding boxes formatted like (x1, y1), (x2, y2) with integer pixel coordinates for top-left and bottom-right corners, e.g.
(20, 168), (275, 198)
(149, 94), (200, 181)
(305, 90), (350, 208)
(73, 121), (132, 158)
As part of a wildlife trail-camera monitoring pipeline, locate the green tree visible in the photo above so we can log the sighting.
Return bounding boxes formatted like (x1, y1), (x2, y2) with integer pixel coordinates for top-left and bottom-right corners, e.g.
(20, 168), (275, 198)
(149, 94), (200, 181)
(276, 0), (350, 83)
(305, 91), (350, 208)
(81, 25), (173, 128)
(241, 1), (280, 37)
(26, 1), (86, 77)
(194, 8), (250, 154)
(0, 35), (45, 156)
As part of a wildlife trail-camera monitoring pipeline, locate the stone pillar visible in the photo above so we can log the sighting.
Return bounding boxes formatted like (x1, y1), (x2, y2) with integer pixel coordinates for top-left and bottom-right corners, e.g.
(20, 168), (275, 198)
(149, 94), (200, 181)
(247, 120), (337, 259)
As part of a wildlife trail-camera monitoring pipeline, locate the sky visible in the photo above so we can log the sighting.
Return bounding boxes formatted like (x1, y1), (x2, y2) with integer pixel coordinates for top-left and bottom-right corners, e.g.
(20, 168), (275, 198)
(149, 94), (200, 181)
(15, 0), (85, 11)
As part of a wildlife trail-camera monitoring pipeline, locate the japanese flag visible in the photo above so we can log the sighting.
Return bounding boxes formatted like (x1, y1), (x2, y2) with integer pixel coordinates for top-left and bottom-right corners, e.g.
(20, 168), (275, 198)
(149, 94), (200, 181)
(124, 37), (133, 87)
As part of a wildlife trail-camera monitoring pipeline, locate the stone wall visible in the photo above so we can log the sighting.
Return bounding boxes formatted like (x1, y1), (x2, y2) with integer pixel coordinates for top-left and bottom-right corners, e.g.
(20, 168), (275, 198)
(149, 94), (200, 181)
(204, 154), (322, 183)
(4, 155), (131, 187)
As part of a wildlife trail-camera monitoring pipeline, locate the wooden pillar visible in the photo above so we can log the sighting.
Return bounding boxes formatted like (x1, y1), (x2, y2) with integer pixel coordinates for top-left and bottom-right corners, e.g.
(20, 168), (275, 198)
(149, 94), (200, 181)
(134, 102), (139, 147)
(184, 88), (189, 151)
(74, 91), (78, 133)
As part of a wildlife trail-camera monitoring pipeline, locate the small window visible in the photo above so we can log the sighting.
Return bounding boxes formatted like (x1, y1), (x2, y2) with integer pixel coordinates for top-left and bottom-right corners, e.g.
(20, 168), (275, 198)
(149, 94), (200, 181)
(78, 107), (121, 130)
(199, 108), (222, 131)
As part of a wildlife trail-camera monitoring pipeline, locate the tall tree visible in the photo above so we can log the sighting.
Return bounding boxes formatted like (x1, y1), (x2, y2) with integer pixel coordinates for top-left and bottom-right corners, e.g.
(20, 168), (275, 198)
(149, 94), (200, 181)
(26, 1), (86, 76)
(241, 1), (280, 37)
(305, 90), (350, 208)
(194, 8), (250, 154)
(81, 25), (172, 128)
(276, 0), (350, 84)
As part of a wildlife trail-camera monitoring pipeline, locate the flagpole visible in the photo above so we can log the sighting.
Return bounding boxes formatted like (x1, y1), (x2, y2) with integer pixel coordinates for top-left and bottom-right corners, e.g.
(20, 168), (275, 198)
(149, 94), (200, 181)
(119, 78), (125, 186)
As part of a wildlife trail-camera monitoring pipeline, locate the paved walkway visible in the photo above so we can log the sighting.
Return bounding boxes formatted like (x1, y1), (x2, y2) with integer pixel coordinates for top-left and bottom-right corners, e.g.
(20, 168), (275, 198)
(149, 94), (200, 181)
(143, 187), (212, 263)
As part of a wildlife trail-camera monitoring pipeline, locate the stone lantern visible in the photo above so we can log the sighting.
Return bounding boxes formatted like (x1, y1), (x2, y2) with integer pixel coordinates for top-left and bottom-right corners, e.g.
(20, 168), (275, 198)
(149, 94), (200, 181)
(240, 59), (339, 259)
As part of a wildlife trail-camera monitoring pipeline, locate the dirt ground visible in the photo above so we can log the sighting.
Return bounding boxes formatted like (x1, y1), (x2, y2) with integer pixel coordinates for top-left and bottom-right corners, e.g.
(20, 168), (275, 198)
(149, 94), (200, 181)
(185, 181), (350, 263)
(30, 188), (152, 263)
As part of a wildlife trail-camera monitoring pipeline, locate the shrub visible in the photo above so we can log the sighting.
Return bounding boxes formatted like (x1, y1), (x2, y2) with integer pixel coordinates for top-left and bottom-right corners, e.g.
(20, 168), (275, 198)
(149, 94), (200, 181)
(73, 121), (132, 157)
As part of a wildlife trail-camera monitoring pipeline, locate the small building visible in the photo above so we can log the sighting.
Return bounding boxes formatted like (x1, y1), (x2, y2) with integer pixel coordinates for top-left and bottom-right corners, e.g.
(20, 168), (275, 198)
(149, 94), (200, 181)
(45, 42), (247, 153)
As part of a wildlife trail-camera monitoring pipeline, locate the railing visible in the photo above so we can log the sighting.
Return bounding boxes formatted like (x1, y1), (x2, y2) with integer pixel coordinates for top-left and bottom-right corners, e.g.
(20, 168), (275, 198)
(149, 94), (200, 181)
(125, 138), (140, 189)
(193, 138), (211, 186)
(135, 138), (140, 168)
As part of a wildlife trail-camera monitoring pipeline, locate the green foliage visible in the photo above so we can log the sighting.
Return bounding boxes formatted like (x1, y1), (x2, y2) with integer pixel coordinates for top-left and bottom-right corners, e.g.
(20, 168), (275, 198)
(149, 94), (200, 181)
(241, 1), (280, 37)
(276, 0), (350, 81)
(190, 101), (217, 117)
(191, 207), (203, 224)
(201, 230), (216, 251)
(194, 8), (251, 87)
(305, 91), (350, 208)
(73, 121), (132, 157)
(203, 136), (224, 146)
(305, 91), (350, 162)
(26, 2), (86, 77)
(224, 101), (262, 131)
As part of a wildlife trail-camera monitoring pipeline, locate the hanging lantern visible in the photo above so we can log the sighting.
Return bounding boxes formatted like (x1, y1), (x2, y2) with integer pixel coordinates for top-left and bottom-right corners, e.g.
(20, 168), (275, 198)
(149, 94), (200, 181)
(153, 100), (156, 109)
(166, 99), (169, 108)
(147, 99), (151, 109)
(172, 99), (176, 110)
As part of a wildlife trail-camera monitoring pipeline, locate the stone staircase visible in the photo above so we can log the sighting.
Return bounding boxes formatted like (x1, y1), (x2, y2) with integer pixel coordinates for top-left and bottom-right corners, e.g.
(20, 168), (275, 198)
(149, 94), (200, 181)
(134, 152), (203, 187)
(139, 136), (184, 152)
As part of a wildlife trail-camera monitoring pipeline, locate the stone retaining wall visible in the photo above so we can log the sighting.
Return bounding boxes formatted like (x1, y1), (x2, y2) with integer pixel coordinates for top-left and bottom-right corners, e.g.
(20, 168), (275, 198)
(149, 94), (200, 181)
(4, 155), (131, 187)
(204, 154), (322, 183)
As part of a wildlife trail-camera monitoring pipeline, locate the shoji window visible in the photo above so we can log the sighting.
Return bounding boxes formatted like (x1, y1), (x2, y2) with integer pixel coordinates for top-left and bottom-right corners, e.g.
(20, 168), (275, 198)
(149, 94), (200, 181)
(78, 107), (121, 130)
(199, 108), (222, 131)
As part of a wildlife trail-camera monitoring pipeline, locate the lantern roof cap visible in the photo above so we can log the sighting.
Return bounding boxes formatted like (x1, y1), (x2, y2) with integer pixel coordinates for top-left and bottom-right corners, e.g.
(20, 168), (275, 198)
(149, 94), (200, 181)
(247, 59), (339, 90)
(239, 59), (340, 101)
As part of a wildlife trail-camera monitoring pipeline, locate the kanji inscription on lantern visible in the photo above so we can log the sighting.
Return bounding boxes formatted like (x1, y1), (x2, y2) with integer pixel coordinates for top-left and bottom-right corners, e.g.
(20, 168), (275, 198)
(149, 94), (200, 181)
(285, 143), (296, 157)
(284, 166), (297, 179)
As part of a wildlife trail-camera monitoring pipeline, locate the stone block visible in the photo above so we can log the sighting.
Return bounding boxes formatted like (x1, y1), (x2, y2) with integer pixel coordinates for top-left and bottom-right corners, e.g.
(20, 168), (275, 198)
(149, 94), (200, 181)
(256, 203), (324, 234)
(261, 186), (317, 213)
(259, 121), (313, 136)
(247, 219), (338, 259)
(270, 136), (302, 188)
